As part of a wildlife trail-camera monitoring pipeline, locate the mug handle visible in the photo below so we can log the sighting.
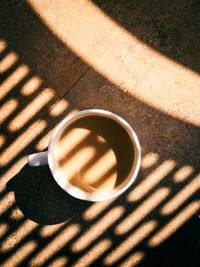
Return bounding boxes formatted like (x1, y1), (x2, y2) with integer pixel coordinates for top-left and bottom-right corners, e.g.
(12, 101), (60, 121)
(28, 151), (48, 166)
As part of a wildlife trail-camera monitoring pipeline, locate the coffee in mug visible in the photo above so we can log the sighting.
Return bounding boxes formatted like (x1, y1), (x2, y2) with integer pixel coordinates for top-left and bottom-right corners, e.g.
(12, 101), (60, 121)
(56, 115), (135, 194)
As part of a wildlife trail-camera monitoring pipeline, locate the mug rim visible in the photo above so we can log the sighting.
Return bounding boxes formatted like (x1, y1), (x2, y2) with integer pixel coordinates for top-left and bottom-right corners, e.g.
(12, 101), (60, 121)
(48, 109), (141, 201)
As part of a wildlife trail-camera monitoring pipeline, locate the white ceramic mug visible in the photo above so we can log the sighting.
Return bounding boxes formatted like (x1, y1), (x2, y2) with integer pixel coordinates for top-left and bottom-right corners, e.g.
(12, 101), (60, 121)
(28, 109), (141, 201)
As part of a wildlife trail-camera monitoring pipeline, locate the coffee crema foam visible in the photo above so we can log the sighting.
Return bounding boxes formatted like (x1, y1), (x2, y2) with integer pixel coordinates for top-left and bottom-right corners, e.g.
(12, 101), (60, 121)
(56, 115), (134, 194)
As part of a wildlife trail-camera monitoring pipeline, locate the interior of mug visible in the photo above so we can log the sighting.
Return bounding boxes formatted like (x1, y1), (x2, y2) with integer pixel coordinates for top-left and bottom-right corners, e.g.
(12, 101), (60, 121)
(48, 110), (140, 201)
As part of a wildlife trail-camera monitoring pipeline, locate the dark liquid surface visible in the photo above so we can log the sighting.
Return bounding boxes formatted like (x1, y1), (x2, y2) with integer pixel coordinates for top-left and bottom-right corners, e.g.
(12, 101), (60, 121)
(56, 115), (135, 193)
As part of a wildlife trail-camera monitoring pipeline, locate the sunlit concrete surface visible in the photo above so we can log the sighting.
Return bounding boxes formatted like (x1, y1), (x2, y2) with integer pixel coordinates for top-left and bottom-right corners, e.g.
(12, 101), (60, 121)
(0, 0), (200, 266)
(28, 0), (200, 127)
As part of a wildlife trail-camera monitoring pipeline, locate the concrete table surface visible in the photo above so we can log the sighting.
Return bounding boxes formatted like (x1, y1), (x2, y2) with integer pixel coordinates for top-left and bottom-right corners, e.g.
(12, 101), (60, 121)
(0, 0), (200, 266)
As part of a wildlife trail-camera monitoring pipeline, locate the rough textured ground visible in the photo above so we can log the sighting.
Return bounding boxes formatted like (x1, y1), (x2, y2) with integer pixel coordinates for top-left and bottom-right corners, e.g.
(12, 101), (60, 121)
(0, 0), (200, 266)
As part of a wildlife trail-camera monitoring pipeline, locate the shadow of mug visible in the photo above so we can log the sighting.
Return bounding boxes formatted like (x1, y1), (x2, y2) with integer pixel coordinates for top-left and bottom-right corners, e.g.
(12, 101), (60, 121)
(6, 163), (91, 225)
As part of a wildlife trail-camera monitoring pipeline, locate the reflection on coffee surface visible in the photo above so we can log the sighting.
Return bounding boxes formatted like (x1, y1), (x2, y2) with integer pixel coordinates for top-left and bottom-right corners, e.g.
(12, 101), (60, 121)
(56, 115), (135, 194)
